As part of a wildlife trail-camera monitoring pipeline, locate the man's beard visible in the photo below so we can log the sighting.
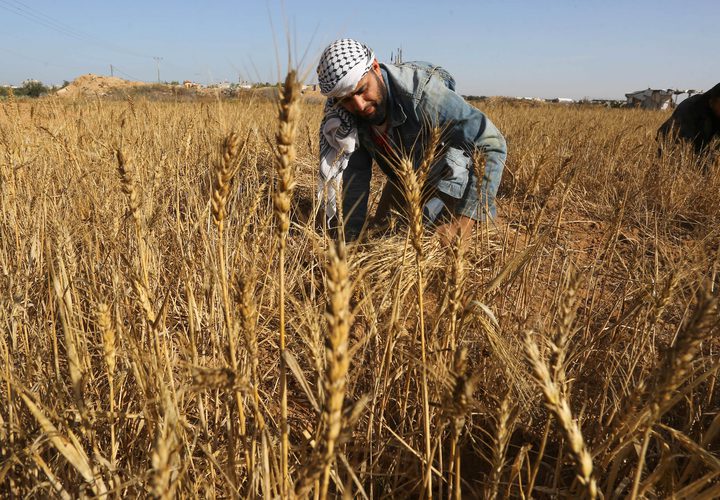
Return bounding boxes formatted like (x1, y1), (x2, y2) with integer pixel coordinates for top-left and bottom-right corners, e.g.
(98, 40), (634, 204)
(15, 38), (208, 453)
(362, 72), (388, 126)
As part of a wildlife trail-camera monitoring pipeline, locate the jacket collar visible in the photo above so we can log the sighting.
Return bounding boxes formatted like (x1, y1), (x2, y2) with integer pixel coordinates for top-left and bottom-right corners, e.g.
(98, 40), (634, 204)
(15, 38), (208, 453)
(381, 66), (407, 129)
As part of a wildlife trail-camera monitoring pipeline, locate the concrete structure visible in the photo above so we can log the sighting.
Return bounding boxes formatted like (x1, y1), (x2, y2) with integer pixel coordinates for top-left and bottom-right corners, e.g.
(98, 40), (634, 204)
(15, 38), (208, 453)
(625, 88), (674, 110)
(548, 97), (575, 104)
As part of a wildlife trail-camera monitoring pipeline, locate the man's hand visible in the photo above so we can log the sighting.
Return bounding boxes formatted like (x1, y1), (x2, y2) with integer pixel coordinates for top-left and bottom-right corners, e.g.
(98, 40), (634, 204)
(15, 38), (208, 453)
(435, 215), (476, 247)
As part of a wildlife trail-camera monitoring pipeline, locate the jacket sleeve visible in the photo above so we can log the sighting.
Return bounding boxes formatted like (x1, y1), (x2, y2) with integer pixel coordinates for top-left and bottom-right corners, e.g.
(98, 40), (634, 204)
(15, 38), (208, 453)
(416, 73), (507, 216)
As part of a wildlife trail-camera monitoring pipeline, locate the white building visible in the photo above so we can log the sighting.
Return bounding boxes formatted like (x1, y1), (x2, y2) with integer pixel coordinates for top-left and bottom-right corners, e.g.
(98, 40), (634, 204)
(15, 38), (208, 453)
(625, 88), (674, 110)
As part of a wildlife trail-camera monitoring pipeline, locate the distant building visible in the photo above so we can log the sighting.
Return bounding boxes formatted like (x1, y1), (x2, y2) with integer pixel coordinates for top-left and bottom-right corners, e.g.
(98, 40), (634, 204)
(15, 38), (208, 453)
(183, 80), (202, 89)
(625, 88), (674, 110)
(591, 99), (625, 108)
(548, 97), (575, 104)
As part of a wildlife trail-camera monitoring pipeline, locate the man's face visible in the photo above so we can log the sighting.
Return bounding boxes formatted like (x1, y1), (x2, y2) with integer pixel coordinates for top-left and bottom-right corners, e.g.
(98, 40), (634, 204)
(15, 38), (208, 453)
(710, 97), (720, 119)
(338, 60), (388, 125)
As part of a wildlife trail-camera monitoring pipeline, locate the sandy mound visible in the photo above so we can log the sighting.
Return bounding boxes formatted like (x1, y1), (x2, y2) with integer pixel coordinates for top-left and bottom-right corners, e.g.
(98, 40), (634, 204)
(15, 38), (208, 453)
(56, 74), (146, 98)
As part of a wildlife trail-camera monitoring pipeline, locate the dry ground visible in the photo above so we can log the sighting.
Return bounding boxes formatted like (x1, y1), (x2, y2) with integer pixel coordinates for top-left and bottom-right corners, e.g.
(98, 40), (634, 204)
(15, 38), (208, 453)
(1, 87), (719, 498)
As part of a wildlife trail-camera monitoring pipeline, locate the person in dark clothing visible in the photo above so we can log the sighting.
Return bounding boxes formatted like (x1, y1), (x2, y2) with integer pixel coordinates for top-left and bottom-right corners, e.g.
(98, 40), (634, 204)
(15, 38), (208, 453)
(657, 83), (720, 157)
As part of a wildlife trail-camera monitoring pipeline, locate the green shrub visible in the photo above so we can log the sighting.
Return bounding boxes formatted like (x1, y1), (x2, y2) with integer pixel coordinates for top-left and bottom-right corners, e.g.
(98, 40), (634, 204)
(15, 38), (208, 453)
(17, 81), (49, 98)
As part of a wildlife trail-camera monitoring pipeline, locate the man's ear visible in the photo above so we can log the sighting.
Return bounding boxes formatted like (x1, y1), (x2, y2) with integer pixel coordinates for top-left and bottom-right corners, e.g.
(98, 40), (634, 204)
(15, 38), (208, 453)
(372, 59), (381, 74)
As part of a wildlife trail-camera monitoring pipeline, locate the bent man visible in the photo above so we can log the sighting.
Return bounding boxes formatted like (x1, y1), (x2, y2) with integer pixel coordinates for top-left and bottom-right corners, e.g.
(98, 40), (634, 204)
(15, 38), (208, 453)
(657, 83), (720, 158)
(316, 39), (507, 243)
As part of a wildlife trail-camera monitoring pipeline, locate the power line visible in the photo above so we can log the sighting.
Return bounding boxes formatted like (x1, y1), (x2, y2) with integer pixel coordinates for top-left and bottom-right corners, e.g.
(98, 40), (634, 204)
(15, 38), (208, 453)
(0, 2), (86, 42)
(0, 0), (152, 59)
(110, 65), (145, 83)
(0, 44), (91, 74)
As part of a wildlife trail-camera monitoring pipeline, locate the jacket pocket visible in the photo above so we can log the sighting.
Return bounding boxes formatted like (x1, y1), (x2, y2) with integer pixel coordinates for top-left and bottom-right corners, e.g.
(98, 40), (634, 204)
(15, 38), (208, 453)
(435, 147), (469, 199)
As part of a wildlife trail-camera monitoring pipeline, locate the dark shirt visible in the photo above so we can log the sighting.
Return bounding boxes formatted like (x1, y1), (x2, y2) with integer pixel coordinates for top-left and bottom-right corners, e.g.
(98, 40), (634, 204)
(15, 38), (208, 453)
(657, 82), (720, 154)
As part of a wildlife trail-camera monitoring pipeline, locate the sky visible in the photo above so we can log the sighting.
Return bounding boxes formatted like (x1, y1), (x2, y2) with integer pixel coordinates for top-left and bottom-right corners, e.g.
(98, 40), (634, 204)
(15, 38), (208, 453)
(0, 0), (717, 100)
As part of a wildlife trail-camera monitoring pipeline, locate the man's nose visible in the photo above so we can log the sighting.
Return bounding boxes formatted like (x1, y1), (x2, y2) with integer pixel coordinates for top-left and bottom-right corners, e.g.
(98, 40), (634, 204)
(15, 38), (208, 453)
(349, 94), (366, 113)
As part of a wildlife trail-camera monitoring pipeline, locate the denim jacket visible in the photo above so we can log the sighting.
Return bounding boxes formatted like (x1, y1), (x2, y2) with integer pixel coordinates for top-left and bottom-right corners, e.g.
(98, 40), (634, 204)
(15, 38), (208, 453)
(358, 61), (507, 220)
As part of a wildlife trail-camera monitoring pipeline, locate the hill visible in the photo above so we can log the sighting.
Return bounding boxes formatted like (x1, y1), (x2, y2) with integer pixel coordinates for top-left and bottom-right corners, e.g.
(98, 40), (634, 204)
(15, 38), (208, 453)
(55, 74), (147, 98)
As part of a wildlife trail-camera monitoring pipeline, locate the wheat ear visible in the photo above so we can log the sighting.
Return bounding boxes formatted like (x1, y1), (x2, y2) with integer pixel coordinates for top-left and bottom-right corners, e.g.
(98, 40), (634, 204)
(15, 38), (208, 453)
(212, 131), (249, 477)
(549, 269), (581, 390)
(628, 288), (718, 499)
(524, 331), (597, 499)
(274, 69), (300, 497)
(116, 149), (149, 289)
(296, 239), (352, 499)
(212, 132), (240, 230)
(319, 238), (351, 500)
(397, 153), (434, 496)
(418, 125), (442, 188)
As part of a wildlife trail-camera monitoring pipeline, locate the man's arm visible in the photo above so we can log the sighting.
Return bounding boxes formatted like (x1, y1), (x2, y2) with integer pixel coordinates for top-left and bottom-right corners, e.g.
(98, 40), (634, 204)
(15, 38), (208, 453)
(418, 73), (507, 226)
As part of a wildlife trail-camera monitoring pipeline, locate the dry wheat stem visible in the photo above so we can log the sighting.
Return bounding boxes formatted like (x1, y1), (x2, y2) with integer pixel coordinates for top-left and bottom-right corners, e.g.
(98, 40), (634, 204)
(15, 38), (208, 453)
(96, 302), (117, 468)
(444, 347), (477, 500)
(488, 387), (512, 500)
(296, 239), (352, 499)
(398, 154), (433, 497)
(212, 132), (249, 473)
(524, 331), (597, 499)
(550, 269), (581, 390)
(446, 233), (466, 352)
(4, 95), (720, 498)
(274, 69), (300, 497)
(116, 148), (150, 289)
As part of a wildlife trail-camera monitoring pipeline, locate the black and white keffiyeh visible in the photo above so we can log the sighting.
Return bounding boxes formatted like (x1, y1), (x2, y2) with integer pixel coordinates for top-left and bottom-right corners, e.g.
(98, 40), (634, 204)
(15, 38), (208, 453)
(316, 39), (375, 220)
(318, 38), (375, 98)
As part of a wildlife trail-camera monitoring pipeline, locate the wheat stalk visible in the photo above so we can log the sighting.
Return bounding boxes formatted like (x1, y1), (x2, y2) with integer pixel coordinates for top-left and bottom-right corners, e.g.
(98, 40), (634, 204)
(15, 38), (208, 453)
(472, 147), (487, 254)
(446, 233), (466, 352)
(296, 239), (352, 499)
(96, 302), (117, 468)
(550, 269), (581, 390)
(211, 131), (249, 479)
(236, 267), (264, 497)
(116, 149), (149, 289)
(443, 347), (477, 500)
(524, 331), (597, 499)
(274, 69), (300, 497)
(212, 132), (240, 230)
(152, 389), (179, 499)
(488, 387), (512, 500)
(397, 153), (434, 496)
(628, 288), (718, 499)
(21, 393), (107, 496)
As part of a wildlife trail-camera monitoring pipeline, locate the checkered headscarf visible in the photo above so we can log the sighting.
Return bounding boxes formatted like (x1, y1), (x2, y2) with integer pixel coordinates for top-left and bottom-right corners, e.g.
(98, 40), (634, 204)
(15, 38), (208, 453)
(317, 38), (375, 98)
(316, 39), (376, 221)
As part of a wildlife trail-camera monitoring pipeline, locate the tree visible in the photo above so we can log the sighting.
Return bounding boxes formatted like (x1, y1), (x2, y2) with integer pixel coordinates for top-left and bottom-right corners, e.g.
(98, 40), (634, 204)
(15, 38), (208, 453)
(18, 80), (49, 98)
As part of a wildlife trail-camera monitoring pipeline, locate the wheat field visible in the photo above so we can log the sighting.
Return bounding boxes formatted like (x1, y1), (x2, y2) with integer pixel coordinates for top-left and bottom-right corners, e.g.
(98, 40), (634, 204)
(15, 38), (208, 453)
(1, 75), (719, 499)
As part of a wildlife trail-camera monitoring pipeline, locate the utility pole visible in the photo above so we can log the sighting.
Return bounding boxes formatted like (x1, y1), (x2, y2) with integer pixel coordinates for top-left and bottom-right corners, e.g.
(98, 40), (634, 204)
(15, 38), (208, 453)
(153, 56), (163, 83)
(110, 64), (114, 77)
(391, 47), (403, 64)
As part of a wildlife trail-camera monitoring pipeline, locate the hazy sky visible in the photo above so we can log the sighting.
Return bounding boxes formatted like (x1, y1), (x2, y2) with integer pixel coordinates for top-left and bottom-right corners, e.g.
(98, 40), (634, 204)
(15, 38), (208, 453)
(0, 0), (717, 100)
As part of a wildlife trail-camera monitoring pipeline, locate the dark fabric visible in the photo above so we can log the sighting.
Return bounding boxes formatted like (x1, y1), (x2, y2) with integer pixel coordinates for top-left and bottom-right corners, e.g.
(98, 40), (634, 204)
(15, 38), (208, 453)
(657, 83), (720, 154)
(341, 146), (373, 241)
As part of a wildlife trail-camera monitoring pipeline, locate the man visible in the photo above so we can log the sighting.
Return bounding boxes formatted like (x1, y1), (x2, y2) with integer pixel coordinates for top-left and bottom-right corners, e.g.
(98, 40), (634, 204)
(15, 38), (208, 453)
(316, 38), (507, 243)
(657, 83), (720, 158)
